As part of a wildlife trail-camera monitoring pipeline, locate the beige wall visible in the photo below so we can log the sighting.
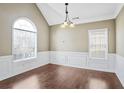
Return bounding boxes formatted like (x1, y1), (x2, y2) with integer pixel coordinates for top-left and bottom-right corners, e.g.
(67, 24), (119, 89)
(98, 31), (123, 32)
(50, 19), (116, 53)
(0, 4), (49, 56)
(116, 6), (124, 57)
(0, 4), (117, 55)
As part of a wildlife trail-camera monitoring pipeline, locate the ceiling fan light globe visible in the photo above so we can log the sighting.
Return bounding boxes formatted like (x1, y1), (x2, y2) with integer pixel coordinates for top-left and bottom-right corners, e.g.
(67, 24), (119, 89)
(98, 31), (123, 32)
(64, 22), (68, 26)
(70, 23), (75, 28)
(61, 24), (66, 28)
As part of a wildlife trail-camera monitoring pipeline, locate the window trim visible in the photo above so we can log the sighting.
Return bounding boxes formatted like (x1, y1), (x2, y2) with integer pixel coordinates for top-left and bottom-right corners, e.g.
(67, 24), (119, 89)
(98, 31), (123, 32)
(88, 28), (108, 60)
(12, 17), (37, 62)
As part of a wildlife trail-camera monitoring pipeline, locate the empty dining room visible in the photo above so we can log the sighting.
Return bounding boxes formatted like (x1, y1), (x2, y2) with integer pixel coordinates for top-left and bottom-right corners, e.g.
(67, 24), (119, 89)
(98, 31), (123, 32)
(0, 2), (124, 90)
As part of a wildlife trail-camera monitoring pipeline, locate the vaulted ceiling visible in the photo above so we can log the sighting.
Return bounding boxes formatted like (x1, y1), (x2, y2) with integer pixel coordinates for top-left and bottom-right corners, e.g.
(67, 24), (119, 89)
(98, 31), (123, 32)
(37, 3), (124, 26)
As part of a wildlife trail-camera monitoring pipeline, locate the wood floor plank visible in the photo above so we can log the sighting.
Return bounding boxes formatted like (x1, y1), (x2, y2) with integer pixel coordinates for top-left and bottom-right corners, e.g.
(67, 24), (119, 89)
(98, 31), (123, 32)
(0, 64), (123, 89)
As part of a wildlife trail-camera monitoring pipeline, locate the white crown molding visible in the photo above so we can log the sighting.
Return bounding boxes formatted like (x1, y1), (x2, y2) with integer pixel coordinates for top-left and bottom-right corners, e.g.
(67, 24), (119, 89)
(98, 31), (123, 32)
(113, 4), (124, 18)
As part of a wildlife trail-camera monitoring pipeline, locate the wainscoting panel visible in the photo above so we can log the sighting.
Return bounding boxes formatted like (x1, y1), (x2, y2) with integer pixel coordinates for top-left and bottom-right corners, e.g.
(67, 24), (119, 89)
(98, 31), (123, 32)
(87, 54), (116, 72)
(0, 56), (12, 80)
(115, 55), (124, 87)
(50, 51), (115, 73)
(67, 55), (87, 67)
(0, 51), (49, 81)
(50, 52), (87, 68)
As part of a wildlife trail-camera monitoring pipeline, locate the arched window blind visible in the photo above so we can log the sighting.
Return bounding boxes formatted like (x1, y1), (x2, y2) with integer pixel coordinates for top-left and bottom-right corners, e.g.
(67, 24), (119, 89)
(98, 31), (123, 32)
(13, 18), (37, 61)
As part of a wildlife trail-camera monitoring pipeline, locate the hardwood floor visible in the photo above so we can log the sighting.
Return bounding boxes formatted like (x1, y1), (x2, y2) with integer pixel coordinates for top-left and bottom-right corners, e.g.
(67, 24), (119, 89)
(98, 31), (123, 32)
(0, 64), (123, 89)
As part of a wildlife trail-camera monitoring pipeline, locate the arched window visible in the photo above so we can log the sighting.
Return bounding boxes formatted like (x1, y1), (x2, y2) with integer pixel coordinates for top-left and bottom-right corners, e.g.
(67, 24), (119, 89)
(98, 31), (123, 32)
(13, 18), (37, 61)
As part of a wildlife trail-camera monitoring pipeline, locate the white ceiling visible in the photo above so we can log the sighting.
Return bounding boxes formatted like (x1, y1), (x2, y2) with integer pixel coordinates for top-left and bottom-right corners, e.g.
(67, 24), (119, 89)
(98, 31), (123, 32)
(37, 3), (124, 26)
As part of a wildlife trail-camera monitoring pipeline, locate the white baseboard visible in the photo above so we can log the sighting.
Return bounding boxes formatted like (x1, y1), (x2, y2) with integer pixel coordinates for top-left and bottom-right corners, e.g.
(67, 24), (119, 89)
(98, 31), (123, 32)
(0, 51), (49, 81)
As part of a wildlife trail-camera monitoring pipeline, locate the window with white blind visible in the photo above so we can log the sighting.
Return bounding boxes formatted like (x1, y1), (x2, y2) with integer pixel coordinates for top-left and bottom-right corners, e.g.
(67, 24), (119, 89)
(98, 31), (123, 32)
(13, 18), (37, 61)
(88, 28), (108, 59)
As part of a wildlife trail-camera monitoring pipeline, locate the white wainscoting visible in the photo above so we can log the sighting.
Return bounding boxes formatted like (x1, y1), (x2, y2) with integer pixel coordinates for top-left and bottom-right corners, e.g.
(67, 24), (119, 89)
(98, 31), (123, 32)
(50, 51), (124, 87)
(115, 55), (124, 87)
(50, 51), (116, 73)
(0, 56), (12, 81)
(0, 51), (124, 87)
(0, 51), (49, 81)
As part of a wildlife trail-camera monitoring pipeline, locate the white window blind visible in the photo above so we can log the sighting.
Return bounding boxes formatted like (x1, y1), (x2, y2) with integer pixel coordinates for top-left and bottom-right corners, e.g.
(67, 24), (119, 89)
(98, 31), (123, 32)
(88, 28), (108, 59)
(13, 18), (37, 61)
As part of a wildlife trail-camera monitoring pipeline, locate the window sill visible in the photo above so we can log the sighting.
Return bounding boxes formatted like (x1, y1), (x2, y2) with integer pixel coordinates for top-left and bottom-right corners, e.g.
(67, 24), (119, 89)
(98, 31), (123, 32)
(89, 57), (108, 60)
(13, 56), (37, 63)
